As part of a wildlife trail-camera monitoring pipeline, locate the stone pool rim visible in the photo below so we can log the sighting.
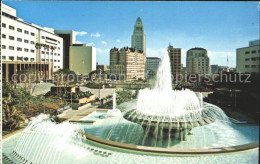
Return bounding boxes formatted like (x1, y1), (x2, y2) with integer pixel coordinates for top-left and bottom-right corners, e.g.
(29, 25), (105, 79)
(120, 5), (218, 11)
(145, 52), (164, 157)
(83, 132), (259, 155)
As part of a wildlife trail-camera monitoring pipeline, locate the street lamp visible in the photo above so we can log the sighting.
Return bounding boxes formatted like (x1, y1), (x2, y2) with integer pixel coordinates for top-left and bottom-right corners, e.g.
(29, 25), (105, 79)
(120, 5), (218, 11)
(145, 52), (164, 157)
(98, 69), (102, 102)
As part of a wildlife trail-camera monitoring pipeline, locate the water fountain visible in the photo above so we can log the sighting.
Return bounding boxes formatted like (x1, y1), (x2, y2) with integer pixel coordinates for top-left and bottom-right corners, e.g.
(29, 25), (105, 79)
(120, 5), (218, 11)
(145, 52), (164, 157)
(107, 91), (122, 117)
(2, 53), (258, 164)
(123, 54), (226, 141)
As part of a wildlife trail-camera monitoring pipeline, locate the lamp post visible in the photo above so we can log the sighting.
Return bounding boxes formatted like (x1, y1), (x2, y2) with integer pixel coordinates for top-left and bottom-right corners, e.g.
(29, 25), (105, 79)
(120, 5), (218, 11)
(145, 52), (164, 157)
(99, 69), (102, 102)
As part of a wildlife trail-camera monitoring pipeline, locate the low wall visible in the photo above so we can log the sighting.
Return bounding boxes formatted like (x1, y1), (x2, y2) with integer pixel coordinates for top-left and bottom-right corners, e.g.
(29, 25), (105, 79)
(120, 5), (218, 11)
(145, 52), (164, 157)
(83, 132), (259, 155)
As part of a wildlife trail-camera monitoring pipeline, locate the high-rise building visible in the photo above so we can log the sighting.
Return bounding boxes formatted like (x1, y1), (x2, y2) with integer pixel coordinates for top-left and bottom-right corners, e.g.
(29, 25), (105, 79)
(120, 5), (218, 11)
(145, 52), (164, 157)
(236, 40), (260, 74)
(110, 47), (145, 80)
(55, 30), (96, 75)
(1, 2), (63, 81)
(69, 44), (96, 75)
(54, 30), (76, 69)
(167, 44), (182, 78)
(186, 47), (210, 75)
(145, 57), (160, 75)
(131, 17), (146, 56)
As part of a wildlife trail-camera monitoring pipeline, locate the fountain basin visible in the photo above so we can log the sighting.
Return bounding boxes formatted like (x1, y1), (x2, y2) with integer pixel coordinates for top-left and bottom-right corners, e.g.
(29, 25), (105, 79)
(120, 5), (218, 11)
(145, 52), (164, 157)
(123, 109), (216, 140)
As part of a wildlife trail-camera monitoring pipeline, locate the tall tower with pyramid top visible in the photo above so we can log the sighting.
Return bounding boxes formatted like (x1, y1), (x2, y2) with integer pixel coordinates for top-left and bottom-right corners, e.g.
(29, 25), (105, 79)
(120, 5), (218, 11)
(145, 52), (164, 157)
(131, 17), (146, 56)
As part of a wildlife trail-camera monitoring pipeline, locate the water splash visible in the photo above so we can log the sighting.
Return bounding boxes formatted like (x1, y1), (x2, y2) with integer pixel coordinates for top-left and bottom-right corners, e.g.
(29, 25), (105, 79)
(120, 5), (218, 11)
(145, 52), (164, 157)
(12, 114), (86, 164)
(107, 91), (122, 117)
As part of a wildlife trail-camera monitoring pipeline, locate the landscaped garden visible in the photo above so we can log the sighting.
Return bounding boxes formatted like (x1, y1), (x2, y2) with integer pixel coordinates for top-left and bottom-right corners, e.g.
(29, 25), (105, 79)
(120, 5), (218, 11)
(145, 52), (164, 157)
(2, 81), (68, 132)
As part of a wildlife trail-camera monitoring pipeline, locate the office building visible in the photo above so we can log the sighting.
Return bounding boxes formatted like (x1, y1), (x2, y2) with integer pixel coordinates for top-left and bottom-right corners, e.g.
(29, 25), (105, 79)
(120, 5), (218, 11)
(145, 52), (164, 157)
(145, 57), (160, 75)
(131, 17), (146, 56)
(110, 47), (145, 80)
(186, 47), (210, 75)
(69, 44), (96, 75)
(54, 30), (76, 69)
(1, 3), (63, 81)
(168, 44), (182, 77)
(236, 40), (260, 74)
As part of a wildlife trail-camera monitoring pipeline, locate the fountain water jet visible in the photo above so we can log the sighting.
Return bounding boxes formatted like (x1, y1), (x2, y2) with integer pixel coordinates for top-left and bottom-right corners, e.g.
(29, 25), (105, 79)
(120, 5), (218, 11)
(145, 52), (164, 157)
(123, 53), (224, 140)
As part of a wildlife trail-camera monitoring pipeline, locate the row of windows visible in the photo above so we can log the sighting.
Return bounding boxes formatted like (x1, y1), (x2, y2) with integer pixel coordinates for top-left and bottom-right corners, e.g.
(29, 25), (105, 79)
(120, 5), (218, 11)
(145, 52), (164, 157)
(41, 51), (61, 56)
(2, 23), (36, 36)
(245, 65), (260, 68)
(41, 59), (60, 62)
(2, 56), (35, 61)
(2, 24), (61, 44)
(54, 66), (61, 68)
(245, 57), (260, 61)
(245, 50), (260, 54)
(2, 34), (35, 44)
(2, 45), (35, 53)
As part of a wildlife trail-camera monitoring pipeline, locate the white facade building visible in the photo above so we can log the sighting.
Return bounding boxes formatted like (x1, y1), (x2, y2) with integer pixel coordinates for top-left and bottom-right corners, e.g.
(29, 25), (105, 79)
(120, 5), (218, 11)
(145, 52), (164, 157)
(1, 3), (63, 72)
(186, 47), (210, 75)
(131, 17), (146, 56)
(236, 40), (260, 74)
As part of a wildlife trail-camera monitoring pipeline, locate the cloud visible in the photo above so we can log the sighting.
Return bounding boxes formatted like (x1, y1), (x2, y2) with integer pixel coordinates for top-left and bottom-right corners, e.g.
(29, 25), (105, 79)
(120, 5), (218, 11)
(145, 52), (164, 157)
(75, 31), (87, 36)
(75, 41), (82, 44)
(116, 39), (120, 43)
(146, 48), (167, 58)
(91, 32), (101, 37)
(101, 41), (107, 45)
(87, 42), (95, 46)
(43, 27), (54, 32)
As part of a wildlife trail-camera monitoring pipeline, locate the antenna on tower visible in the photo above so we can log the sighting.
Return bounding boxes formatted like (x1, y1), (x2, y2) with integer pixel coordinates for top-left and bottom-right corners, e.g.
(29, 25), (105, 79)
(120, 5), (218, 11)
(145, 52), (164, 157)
(227, 55), (229, 68)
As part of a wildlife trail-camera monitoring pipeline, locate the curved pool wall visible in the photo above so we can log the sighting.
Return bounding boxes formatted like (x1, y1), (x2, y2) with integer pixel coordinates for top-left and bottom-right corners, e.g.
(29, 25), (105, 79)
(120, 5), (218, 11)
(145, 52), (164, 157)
(81, 111), (259, 149)
(2, 130), (259, 164)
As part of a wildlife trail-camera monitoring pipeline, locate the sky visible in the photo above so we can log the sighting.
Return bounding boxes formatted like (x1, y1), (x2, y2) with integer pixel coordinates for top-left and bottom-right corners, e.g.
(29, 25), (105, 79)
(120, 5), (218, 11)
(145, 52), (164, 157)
(4, 1), (259, 67)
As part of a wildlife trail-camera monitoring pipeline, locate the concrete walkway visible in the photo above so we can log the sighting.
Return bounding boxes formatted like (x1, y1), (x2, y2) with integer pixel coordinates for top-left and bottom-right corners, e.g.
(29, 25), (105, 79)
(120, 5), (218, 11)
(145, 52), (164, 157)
(58, 105), (108, 121)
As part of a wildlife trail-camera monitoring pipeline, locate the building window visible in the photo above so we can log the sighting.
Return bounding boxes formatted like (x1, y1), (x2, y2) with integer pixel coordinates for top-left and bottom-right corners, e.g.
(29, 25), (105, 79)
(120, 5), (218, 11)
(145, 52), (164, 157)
(50, 59), (53, 62)
(24, 39), (29, 43)
(245, 51), (250, 54)
(54, 60), (57, 62)
(252, 57), (257, 61)
(17, 47), (22, 51)
(2, 34), (6, 38)
(58, 47), (60, 50)
(31, 41), (35, 44)
(2, 23), (6, 28)
(54, 66), (57, 68)
(17, 57), (23, 61)
(58, 66), (60, 68)
(31, 49), (35, 53)
(9, 56), (15, 60)
(41, 36), (45, 39)
(9, 25), (15, 30)
(17, 38), (22, 42)
(41, 59), (45, 61)
(245, 58), (249, 61)
(58, 53), (60, 56)
(58, 60), (60, 62)
(245, 65), (249, 68)
(9, 36), (15, 40)
(54, 53), (57, 56)
(251, 50), (256, 54)
(252, 65), (256, 68)
(2, 45), (6, 49)
(24, 30), (29, 34)
(31, 32), (35, 36)
(41, 51), (45, 54)
(9, 46), (14, 50)
(24, 48), (29, 52)
(2, 56), (6, 60)
(30, 58), (35, 61)
(17, 28), (22, 32)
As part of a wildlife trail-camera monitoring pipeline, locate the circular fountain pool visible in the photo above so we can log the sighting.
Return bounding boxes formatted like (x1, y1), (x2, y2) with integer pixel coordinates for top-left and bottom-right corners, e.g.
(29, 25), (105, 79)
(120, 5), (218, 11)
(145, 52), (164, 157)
(2, 53), (259, 164)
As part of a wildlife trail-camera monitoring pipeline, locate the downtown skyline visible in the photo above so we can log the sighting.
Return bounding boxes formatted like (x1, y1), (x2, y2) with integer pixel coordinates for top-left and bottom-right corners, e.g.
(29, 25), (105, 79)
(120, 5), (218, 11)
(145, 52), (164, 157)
(3, 1), (259, 68)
